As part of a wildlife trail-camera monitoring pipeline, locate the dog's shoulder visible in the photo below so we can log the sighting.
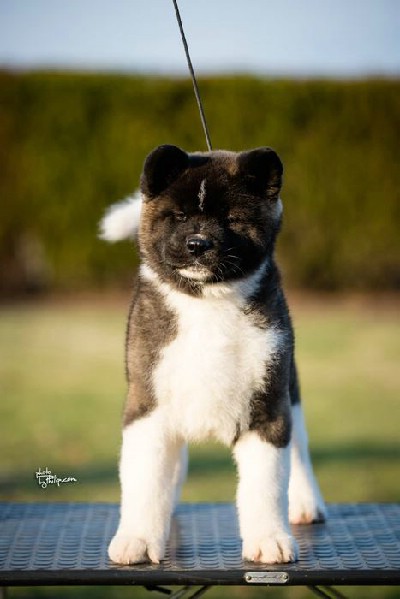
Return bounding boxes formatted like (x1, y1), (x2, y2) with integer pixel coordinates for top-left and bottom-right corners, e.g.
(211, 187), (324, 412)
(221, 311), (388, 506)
(244, 260), (294, 337)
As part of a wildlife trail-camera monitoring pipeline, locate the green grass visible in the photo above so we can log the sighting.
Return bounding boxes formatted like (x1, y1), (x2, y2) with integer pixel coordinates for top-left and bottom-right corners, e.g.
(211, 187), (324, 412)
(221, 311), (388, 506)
(1, 296), (399, 598)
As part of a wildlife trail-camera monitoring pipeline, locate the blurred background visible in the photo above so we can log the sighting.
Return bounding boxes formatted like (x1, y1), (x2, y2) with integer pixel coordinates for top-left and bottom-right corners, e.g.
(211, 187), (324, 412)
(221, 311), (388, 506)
(0, 1), (399, 598)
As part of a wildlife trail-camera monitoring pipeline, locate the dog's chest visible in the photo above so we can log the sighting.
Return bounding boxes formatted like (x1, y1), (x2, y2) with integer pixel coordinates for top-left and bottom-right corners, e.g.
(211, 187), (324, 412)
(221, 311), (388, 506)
(152, 289), (279, 444)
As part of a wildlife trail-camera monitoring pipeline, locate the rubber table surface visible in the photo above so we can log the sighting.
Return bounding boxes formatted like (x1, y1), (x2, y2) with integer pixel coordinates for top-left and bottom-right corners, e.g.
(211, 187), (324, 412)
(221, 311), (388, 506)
(0, 502), (399, 586)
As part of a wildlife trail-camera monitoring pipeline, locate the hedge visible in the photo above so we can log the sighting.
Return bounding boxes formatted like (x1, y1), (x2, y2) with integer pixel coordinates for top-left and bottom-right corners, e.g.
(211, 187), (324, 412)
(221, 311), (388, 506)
(0, 71), (399, 294)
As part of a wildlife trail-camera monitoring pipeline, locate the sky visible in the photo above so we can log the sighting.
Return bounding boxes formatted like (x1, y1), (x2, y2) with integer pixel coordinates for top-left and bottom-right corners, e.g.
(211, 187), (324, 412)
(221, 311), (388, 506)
(0, 0), (399, 77)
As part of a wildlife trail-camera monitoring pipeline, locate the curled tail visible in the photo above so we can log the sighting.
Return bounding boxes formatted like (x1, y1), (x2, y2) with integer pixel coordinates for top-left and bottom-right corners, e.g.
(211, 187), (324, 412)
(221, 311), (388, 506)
(99, 192), (142, 242)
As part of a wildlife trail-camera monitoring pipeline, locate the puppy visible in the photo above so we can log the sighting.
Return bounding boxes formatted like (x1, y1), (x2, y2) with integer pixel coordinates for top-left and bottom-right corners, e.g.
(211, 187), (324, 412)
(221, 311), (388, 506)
(100, 144), (325, 566)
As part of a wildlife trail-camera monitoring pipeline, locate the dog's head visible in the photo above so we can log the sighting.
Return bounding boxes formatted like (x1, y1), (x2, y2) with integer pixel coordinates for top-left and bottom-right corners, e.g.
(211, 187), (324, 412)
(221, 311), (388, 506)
(100, 144), (283, 293)
(139, 145), (283, 291)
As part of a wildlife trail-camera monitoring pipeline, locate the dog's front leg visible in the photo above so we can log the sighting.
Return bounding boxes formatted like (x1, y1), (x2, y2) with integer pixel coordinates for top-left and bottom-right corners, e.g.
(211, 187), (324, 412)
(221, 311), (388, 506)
(108, 411), (182, 565)
(234, 430), (298, 564)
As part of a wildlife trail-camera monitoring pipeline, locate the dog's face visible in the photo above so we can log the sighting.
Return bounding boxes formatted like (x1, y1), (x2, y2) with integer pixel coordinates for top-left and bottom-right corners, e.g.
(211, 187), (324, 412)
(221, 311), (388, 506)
(139, 145), (283, 291)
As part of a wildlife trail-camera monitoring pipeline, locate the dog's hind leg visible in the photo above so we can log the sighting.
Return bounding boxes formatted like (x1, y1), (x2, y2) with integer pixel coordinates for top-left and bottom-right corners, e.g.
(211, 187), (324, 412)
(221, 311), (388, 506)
(172, 444), (188, 508)
(288, 403), (326, 524)
(108, 409), (183, 565)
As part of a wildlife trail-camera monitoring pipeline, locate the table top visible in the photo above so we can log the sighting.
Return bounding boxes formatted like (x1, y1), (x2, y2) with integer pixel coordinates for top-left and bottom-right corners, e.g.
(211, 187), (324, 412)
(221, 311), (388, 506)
(1, 502), (399, 587)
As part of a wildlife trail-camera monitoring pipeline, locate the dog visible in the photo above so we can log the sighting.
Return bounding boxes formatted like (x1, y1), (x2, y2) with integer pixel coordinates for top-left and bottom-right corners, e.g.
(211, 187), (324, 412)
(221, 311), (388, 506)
(100, 144), (325, 565)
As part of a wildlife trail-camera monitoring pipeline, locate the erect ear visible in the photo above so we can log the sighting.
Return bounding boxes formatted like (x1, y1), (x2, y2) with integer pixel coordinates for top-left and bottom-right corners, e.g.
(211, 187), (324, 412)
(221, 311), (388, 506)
(140, 144), (189, 198)
(237, 147), (283, 199)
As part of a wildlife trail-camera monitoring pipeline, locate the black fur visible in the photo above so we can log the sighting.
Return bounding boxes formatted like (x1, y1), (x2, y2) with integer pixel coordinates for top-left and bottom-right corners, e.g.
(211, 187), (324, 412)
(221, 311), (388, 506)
(123, 275), (177, 426)
(239, 261), (295, 447)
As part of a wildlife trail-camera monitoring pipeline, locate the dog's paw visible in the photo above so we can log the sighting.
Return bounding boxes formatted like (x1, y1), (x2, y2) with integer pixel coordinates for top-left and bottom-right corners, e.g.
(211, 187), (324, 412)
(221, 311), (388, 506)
(289, 490), (326, 525)
(108, 533), (163, 565)
(289, 472), (326, 525)
(289, 503), (326, 525)
(242, 532), (298, 564)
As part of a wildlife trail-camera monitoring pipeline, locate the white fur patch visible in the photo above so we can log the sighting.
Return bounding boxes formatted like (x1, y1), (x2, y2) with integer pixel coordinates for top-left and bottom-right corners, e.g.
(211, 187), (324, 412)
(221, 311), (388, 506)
(233, 431), (298, 563)
(178, 265), (212, 281)
(198, 178), (206, 211)
(99, 192), (142, 242)
(142, 262), (283, 445)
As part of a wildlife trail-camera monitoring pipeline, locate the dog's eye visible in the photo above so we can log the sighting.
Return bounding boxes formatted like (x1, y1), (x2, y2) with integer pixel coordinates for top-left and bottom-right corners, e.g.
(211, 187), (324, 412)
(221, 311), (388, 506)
(227, 214), (242, 225)
(162, 210), (187, 222)
(174, 212), (187, 222)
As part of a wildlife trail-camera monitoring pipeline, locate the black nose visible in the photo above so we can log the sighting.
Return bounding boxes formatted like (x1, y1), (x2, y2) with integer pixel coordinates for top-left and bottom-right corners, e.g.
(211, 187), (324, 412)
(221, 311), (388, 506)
(186, 234), (214, 256)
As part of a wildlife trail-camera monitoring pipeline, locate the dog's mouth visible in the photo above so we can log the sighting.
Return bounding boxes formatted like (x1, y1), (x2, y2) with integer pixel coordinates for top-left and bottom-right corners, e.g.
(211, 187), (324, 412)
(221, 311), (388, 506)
(169, 250), (246, 284)
(177, 263), (213, 282)
(164, 247), (245, 285)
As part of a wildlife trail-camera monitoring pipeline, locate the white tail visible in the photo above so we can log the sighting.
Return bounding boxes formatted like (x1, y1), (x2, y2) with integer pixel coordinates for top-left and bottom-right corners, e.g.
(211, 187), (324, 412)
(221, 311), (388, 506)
(99, 192), (142, 242)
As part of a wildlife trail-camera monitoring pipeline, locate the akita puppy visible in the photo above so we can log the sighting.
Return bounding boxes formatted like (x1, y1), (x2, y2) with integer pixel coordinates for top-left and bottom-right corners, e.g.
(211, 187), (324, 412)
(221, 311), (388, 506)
(100, 144), (325, 565)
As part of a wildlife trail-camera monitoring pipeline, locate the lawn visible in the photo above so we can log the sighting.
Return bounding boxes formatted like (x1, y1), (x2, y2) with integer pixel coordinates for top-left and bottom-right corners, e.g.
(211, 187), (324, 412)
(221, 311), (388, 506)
(0, 294), (399, 599)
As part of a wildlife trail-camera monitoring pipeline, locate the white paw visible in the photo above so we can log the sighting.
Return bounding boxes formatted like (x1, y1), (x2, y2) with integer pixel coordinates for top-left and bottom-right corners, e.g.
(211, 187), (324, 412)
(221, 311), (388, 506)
(289, 470), (326, 525)
(289, 492), (326, 525)
(108, 533), (164, 565)
(242, 532), (298, 564)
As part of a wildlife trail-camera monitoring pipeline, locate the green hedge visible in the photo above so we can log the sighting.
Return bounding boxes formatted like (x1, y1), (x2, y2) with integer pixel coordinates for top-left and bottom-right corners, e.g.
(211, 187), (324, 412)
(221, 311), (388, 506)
(0, 71), (399, 294)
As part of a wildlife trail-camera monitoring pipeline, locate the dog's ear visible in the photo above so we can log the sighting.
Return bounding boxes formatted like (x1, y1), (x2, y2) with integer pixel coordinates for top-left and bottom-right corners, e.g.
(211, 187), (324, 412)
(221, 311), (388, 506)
(237, 147), (283, 199)
(141, 145), (189, 198)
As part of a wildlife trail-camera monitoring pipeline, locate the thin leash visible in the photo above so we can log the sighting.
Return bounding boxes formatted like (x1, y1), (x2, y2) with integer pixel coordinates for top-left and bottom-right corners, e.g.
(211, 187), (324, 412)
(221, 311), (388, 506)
(171, 0), (213, 151)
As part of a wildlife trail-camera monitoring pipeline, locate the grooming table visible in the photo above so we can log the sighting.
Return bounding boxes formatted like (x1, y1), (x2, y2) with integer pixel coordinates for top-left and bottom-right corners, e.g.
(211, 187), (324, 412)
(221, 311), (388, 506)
(0, 502), (399, 594)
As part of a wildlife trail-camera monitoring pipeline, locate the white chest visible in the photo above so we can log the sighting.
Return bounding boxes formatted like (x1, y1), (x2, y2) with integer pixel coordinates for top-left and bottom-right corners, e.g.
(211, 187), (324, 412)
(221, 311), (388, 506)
(152, 288), (281, 445)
